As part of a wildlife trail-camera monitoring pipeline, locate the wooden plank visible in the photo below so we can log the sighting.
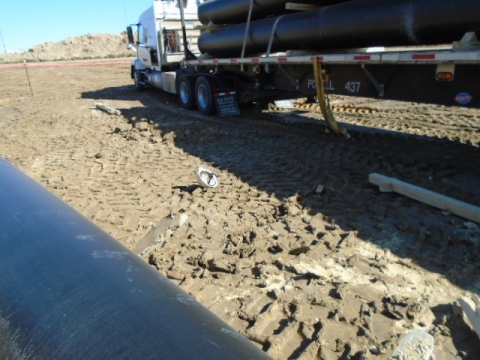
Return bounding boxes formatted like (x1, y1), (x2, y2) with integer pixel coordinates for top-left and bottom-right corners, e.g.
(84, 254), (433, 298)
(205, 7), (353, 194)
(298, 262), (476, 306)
(133, 215), (176, 255)
(369, 173), (480, 224)
(95, 103), (121, 115)
(458, 296), (480, 339)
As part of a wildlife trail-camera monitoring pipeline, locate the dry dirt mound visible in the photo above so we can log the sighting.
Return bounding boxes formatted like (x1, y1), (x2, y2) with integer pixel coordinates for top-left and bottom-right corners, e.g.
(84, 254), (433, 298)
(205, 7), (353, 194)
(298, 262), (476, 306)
(0, 32), (134, 64)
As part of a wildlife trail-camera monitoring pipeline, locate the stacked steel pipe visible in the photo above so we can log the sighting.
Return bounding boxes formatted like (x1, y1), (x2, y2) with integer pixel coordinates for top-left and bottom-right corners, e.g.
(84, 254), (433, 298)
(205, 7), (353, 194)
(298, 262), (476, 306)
(197, 0), (480, 57)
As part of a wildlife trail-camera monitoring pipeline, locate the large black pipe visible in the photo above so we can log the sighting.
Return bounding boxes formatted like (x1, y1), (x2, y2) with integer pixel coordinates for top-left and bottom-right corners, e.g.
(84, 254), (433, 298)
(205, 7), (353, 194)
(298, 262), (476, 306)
(198, 0), (480, 57)
(198, 0), (352, 26)
(0, 158), (272, 360)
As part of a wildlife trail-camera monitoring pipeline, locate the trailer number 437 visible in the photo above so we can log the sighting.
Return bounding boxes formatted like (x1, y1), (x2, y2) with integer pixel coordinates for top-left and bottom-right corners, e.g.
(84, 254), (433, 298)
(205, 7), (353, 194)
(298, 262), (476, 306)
(345, 81), (361, 93)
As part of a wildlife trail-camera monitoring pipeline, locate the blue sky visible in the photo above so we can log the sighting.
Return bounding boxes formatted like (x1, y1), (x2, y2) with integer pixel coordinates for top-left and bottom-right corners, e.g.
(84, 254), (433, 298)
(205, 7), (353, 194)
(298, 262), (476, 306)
(0, 0), (153, 52)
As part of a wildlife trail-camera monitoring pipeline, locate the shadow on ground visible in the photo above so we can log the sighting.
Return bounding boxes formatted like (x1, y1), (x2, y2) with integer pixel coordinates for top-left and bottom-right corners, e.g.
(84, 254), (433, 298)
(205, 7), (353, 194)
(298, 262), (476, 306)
(83, 86), (480, 297)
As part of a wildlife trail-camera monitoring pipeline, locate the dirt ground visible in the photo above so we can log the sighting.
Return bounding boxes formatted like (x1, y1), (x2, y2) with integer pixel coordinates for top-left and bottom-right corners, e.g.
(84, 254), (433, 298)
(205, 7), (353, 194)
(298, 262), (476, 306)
(1, 60), (480, 360)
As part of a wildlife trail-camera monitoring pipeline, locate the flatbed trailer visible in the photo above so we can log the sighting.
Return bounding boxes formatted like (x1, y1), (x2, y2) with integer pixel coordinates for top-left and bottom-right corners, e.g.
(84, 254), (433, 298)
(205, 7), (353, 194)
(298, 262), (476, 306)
(182, 46), (480, 110)
(129, 0), (480, 130)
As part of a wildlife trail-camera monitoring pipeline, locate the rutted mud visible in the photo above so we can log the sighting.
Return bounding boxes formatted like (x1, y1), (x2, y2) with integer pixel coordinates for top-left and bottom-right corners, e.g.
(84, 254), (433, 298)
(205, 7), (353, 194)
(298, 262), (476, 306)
(1, 62), (480, 359)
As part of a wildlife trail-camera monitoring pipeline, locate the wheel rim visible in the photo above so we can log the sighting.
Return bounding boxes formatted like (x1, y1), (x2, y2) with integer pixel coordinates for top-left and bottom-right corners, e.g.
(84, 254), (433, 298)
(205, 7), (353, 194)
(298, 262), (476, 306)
(197, 84), (209, 109)
(134, 72), (139, 87)
(179, 82), (189, 104)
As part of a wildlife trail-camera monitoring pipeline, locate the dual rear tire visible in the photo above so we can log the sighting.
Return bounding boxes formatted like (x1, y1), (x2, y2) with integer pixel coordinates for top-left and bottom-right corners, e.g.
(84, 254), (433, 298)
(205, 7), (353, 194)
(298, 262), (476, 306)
(178, 75), (196, 110)
(178, 75), (218, 115)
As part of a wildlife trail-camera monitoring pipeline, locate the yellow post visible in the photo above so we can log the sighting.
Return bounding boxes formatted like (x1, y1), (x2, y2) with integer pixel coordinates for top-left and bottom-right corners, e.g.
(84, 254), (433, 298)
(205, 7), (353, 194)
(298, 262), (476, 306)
(313, 56), (348, 138)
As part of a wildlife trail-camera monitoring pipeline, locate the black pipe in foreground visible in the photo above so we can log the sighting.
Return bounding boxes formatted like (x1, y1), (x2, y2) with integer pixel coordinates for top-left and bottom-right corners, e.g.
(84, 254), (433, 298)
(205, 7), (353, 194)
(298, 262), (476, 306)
(0, 158), (271, 360)
(198, 0), (480, 57)
(198, 0), (352, 26)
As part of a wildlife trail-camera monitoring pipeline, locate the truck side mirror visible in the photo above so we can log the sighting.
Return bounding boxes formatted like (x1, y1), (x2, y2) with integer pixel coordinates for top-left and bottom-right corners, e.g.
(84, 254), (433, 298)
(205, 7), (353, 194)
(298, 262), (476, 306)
(127, 26), (134, 45)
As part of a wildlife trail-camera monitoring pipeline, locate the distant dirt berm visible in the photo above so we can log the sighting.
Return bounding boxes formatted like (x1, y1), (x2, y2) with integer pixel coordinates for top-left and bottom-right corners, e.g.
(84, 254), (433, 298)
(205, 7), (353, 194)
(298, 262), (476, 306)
(0, 32), (134, 64)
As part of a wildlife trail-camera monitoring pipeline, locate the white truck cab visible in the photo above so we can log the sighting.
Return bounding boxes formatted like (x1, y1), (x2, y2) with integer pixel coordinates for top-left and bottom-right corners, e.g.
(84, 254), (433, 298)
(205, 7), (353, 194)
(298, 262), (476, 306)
(128, 0), (203, 92)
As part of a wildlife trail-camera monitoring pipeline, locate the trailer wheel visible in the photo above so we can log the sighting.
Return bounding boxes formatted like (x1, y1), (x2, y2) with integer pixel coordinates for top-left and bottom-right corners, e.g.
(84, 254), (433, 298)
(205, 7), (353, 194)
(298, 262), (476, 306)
(134, 69), (146, 91)
(195, 76), (217, 115)
(178, 75), (197, 110)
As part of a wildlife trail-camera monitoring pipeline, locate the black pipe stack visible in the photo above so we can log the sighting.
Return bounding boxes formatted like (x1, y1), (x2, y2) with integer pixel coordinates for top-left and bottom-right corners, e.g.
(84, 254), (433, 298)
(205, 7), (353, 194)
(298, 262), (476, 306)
(198, 0), (352, 26)
(198, 0), (480, 57)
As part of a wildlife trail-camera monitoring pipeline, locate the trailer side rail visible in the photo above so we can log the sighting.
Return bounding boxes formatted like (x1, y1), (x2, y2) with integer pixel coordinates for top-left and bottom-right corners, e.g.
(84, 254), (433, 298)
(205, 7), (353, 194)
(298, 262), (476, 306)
(184, 49), (480, 66)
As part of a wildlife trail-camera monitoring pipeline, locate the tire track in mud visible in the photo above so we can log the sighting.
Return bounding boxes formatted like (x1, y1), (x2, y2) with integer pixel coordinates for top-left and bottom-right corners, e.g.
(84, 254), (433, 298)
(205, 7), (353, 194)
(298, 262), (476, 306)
(2, 64), (480, 359)
(129, 102), (480, 359)
(4, 98), (480, 358)
(274, 97), (480, 147)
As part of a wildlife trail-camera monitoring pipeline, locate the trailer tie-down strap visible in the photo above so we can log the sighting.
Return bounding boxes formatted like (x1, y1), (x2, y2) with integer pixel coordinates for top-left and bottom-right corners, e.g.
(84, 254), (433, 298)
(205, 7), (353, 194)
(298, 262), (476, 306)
(240, 0), (254, 60)
(313, 57), (349, 138)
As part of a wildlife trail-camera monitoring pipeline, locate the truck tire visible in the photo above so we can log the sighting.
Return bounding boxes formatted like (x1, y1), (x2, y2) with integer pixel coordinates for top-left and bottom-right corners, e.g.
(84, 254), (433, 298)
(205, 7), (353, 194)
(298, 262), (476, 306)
(134, 69), (146, 91)
(195, 76), (217, 115)
(178, 75), (197, 110)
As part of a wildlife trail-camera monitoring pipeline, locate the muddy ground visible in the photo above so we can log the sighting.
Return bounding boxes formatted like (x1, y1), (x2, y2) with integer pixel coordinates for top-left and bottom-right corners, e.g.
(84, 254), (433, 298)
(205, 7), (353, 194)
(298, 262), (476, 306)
(1, 61), (479, 359)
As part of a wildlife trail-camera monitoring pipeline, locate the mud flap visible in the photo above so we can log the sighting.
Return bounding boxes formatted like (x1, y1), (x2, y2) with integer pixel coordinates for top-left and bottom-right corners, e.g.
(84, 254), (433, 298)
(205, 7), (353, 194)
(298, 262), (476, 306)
(214, 89), (241, 116)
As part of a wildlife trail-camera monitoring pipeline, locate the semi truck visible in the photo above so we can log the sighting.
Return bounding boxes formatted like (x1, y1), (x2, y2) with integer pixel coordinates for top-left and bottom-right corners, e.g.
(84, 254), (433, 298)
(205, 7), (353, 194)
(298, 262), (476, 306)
(128, 0), (480, 129)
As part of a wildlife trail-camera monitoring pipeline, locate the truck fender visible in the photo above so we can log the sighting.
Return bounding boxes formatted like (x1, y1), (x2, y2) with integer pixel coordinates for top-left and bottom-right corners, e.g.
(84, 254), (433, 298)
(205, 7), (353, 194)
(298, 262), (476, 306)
(133, 59), (146, 71)
(131, 59), (147, 80)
